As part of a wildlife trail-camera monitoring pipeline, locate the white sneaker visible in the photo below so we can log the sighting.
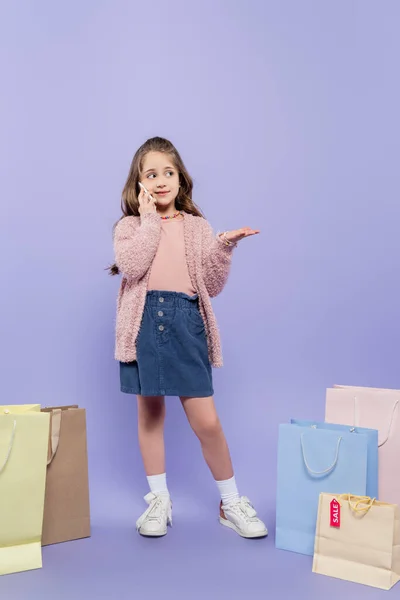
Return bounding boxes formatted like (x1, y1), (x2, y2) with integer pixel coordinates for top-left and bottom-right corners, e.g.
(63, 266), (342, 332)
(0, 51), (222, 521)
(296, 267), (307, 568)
(136, 492), (172, 537)
(219, 496), (268, 538)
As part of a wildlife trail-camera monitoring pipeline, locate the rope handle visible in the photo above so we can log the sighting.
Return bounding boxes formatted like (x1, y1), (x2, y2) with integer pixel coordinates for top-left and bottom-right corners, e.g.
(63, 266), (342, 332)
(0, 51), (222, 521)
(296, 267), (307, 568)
(337, 494), (376, 514)
(301, 433), (342, 475)
(0, 419), (17, 474)
(353, 396), (399, 446)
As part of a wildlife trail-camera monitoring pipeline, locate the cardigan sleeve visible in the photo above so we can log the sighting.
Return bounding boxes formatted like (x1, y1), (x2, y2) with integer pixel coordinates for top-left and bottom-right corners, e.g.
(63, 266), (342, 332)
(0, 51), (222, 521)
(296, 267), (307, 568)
(114, 213), (161, 280)
(201, 219), (235, 297)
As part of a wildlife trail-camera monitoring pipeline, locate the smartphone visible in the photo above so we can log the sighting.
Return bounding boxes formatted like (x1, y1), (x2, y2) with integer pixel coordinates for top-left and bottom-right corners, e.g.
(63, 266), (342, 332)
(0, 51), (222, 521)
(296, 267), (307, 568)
(138, 182), (155, 202)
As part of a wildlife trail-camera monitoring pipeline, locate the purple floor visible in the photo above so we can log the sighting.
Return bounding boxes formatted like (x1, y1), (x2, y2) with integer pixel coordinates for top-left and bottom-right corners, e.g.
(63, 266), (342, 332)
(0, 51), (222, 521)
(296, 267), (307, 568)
(0, 498), (394, 599)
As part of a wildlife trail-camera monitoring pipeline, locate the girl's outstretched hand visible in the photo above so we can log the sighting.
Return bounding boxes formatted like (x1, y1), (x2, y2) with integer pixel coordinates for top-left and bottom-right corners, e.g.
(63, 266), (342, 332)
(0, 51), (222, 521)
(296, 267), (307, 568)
(221, 227), (260, 245)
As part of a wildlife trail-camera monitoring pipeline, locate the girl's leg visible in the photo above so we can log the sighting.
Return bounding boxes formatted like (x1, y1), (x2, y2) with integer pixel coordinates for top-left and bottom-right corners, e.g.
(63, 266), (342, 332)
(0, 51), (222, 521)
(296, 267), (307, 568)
(179, 395), (233, 481)
(180, 395), (268, 538)
(136, 395), (171, 537)
(137, 395), (167, 480)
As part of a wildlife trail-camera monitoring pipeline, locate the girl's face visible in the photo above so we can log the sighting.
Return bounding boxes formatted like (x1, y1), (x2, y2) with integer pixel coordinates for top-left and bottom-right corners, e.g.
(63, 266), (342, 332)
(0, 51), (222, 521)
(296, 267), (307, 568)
(139, 151), (180, 210)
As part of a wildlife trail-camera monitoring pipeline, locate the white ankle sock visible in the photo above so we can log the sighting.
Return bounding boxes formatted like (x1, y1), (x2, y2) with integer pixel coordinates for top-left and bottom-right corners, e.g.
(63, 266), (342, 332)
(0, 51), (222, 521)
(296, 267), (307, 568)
(147, 473), (170, 497)
(216, 475), (240, 506)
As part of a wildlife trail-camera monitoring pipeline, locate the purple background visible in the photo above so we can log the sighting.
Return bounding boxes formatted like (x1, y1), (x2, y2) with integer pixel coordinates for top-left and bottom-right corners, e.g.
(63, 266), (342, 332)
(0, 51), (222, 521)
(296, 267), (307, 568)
(1, 0), (399, 597)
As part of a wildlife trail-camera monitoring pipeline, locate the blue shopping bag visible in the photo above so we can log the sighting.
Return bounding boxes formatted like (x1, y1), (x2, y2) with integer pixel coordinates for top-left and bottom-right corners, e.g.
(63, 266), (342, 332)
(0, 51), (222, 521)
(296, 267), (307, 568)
(275, 420), (378, 555)
(291, 419), (378, 497)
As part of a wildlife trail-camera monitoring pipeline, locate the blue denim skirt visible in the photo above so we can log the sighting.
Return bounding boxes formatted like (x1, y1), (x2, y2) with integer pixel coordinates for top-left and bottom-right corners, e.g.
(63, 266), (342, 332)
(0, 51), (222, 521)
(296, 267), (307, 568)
(120, 291), (214, 397)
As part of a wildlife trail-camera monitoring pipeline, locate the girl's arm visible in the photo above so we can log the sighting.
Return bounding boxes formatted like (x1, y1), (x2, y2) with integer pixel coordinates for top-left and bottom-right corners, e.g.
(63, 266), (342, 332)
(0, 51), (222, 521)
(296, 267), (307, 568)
(201, 219), (235, 297)
(114, 213), (161, 280)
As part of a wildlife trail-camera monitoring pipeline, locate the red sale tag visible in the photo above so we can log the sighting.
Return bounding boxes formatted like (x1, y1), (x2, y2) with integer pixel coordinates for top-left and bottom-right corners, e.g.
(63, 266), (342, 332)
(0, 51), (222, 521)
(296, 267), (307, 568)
(330, 498), (341, 528)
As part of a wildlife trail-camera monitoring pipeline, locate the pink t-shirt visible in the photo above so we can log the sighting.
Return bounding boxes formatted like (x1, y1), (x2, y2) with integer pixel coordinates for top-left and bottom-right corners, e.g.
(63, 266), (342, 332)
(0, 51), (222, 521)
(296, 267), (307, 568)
(147, 218), (196, 296)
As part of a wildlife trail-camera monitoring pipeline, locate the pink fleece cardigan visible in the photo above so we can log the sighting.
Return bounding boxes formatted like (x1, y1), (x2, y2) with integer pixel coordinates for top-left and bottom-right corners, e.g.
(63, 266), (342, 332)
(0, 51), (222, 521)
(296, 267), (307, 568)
(113, 212), (235, 367)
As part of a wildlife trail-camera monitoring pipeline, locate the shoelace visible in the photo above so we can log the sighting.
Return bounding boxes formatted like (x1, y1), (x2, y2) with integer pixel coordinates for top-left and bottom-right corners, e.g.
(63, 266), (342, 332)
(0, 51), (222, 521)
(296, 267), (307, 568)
(229, 497), (259, 523)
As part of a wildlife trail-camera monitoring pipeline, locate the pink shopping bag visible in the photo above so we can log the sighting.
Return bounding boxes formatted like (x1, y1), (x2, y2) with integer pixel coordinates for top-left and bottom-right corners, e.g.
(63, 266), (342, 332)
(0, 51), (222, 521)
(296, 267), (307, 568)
(325, 386), (400, 506)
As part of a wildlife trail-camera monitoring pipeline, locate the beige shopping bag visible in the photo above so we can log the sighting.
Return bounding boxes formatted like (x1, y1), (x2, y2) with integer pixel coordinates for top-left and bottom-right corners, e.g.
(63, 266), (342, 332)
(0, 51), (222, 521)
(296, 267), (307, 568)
(0, 405), (50, 575)
(41, 405), (91, 546)
(313, 493), (400, 590)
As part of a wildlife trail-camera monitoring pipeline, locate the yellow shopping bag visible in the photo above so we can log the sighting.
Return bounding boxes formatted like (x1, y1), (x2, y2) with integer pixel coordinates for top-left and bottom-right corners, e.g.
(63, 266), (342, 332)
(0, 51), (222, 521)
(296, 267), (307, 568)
(0, 405), (50, 576)
(313, 493), (400, 590)
(1, 405), (41, 414)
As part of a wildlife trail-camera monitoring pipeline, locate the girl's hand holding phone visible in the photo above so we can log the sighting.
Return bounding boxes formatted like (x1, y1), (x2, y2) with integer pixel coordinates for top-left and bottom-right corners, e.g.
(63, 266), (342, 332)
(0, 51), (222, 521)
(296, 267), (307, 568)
(138, 182), (157, 215)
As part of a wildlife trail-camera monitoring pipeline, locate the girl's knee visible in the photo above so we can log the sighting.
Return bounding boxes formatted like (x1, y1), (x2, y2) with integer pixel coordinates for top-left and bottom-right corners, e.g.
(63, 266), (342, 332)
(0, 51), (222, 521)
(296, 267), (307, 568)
(138, 396), (165, 427)
(195, 416), (222, 441)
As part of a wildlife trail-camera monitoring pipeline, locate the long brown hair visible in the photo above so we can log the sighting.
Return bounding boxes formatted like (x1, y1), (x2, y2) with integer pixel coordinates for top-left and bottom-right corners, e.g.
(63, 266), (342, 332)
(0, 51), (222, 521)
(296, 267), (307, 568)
(108, 137), (204, 276)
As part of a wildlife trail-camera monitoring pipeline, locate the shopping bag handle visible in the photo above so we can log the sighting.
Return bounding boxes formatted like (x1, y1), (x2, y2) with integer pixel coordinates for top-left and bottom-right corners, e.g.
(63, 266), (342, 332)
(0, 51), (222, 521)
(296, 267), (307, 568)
(300, 433), (342, 476)
(338, 494), (376, 514)
(0, 419), (17, 474)
(353, 396), (398, 447)
(47, 409), (62, 465)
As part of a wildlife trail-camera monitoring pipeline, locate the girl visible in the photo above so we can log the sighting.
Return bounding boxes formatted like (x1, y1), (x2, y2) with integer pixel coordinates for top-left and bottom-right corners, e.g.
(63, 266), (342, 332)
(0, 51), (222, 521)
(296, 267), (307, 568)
(109, 137), (267, 539)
